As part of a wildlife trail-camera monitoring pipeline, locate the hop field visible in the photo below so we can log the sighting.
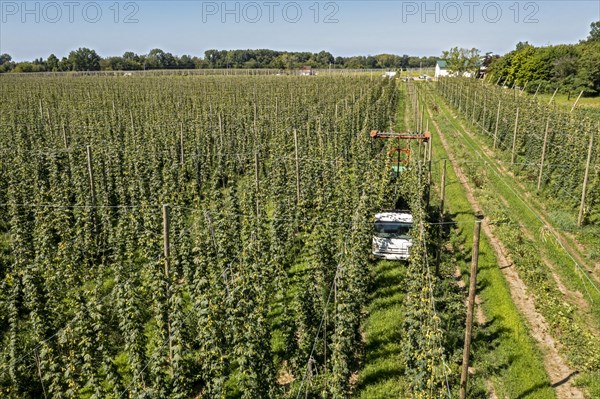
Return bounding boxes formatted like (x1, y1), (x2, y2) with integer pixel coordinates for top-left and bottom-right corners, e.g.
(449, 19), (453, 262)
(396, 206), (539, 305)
(0, 74), (415, 398)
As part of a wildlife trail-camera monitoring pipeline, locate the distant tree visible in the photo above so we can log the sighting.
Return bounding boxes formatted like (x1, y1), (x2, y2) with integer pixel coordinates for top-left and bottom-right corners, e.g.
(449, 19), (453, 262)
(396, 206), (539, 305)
(204, 49), (224, 68)
(146, 48), (176, 69)
(441, 47), (481, 74)
(0, 53), (12, 65)
(587, 21), (600, 42)
(0, 54), (13, 73)
(375, 54), (396, 68)
(46, 54), (59, 71)
(316, 50), (334, 67)
(576, 41), (600, 95)
(58, 57), (72, 71)
(365, 56), (377, 68)
(515, 41), (531, 51)
(178, 55), (195, 69)
(68, 48), (101, 71)
(12, 62), (45, 73)
(400, 54), (409, 69)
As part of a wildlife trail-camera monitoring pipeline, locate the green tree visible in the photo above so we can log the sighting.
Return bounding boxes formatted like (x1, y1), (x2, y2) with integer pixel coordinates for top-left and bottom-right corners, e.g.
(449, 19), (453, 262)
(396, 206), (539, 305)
(577, 41), (600, 95)
(0, 53), (13, 73)
(68, 47), (101, 71)
(0, 53), (11, 65)
(587, 20), (600, 42)
(46, 54), (59, 71)
(441, 47), (481, 74)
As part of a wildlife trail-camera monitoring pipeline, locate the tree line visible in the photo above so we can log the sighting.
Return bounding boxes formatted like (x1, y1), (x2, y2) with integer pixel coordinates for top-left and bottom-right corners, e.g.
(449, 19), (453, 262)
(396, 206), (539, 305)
(486, 21), (600, 96)
(0, 48), (438, 73)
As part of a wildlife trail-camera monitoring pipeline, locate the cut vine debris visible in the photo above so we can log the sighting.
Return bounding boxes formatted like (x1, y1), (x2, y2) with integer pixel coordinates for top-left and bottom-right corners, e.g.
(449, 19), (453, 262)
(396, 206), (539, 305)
(428, 106), (586, 399)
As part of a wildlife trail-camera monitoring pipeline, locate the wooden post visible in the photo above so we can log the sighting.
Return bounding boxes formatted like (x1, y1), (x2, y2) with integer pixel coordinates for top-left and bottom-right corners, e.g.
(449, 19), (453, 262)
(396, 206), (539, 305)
(511, 108), (520, 164)
(520, 81), (529, 96)
(163, 204), (171, 277)
(162, 204), (173, 362)
(62, 125), (68, 148)
(86, 146), (96, 206)
(428, 131), (433, 162)
(427, 158), (432, 209)
(533, 82), (542, 97)
(427, 134), (433, 208)
(493, 100), (501, 149)
(548, 87), (559, 105)
(440, 159), (447, 213)
(471, 92), (476, 124)
(254, 151), (260, 217)
(421, 105), (425, 133)
(482, 99), (487, 134)
(415, 98), (420, 132)
(34, 349), (48, 399)
(578, 132), (594, 227)
(275, 96), (279, 127)
(460, 220), (482, 399)
(537, 118), (550, 190)
(571, 90), (584, 113)
(180, 122), (185, 165)
(218, 113), (224, 152)
(435, 159), (447, 275)
(294, 129), (301, 206)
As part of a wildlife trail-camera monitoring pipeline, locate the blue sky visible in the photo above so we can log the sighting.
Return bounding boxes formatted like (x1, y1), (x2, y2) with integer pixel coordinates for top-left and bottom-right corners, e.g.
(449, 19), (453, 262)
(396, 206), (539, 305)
(1, 1), (599, 61)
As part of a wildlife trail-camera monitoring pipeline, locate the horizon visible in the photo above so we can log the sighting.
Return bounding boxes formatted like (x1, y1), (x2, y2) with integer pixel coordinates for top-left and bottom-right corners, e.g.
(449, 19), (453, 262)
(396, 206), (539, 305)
(1, 1), (599, 62)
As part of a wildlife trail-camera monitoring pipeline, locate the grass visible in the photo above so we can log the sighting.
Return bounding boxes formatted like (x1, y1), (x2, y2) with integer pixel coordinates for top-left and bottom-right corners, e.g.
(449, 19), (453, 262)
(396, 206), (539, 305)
(532, 92), (600, 109)
(353, 81), (555, 399)
(425, 83), (600, 322)
(353, 260), (408, 398)
(426, 82), (600, 398)
(424, 89), (557, 399)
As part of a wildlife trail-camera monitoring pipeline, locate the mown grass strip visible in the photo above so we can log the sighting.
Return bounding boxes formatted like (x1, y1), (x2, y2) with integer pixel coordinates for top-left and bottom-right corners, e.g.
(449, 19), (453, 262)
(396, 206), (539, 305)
(426, 91), (556, 399)
(353, 260), (409, 398)
(426, 84), (600, 398)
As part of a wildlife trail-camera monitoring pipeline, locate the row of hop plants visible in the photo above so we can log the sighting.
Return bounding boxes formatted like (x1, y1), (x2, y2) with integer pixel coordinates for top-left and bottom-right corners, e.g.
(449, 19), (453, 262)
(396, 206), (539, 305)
(436, 77), (599, 225)
(0, 74), (399, 397)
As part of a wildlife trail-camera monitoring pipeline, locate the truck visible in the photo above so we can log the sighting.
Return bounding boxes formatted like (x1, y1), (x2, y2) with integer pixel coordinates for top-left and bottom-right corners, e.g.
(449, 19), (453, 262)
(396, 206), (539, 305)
(372, 211), (413, 260)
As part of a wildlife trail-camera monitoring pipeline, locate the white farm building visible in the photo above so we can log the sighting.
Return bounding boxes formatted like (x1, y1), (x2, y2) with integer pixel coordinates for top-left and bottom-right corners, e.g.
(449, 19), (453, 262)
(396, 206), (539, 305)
(435, 60), (449, 79)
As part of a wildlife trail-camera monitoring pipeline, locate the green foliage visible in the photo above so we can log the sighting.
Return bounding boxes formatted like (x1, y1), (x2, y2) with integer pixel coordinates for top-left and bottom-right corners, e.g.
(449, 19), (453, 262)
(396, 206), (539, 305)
(488, 38), (600, 96)
(0, 74), (399, 398)
(586, 20), (600, 42)
(441, 47), (480, 74)
(68, 48), (102, 72)
(437, 77), (599, 223)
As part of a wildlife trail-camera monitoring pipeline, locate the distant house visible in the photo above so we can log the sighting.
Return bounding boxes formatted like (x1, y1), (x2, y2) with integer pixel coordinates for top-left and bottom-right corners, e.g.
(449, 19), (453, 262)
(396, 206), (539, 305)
(434, 58), (487, 79)
(299, 66), (314, 76)
(435, 60), (449, 79)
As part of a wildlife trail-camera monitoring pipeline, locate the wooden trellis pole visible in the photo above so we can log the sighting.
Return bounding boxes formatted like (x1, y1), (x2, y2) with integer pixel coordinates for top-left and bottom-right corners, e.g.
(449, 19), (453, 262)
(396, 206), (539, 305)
(511, 108), (520, 164)
(578, 132), (595, 227)
(460, 220), (482, 399)
(493, 100), (501, 149)
(537, 118), (551, 190)
(86, 145), (96, 206)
